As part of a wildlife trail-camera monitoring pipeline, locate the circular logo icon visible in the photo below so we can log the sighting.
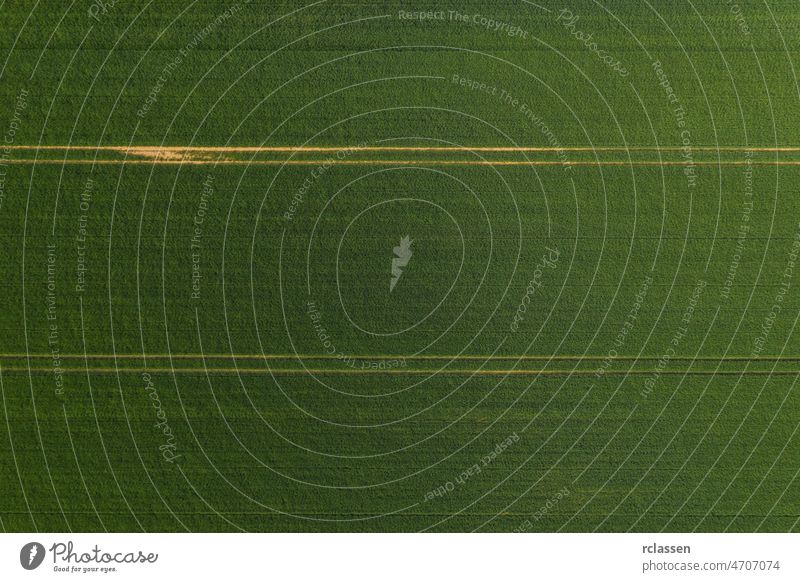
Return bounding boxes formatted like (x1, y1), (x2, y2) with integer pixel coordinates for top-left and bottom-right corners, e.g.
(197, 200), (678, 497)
(20, 542), (45, 570)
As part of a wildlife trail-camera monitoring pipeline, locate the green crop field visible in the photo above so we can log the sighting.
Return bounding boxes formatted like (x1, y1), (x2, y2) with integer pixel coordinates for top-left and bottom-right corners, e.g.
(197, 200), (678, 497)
(1, 0), (799, 532)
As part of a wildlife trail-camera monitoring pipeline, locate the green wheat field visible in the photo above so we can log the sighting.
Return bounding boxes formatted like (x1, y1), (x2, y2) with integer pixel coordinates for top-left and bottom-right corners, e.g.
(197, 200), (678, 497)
(1, 0), (799, 532)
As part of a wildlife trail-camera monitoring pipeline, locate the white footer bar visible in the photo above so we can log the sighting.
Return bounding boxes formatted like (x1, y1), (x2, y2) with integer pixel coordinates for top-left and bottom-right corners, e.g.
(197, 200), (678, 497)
(1, 533), (796, 581)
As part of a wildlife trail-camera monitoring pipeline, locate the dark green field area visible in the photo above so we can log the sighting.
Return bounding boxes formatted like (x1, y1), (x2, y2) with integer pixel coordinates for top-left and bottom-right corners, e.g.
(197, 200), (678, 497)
(1, 1), (800, 532)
